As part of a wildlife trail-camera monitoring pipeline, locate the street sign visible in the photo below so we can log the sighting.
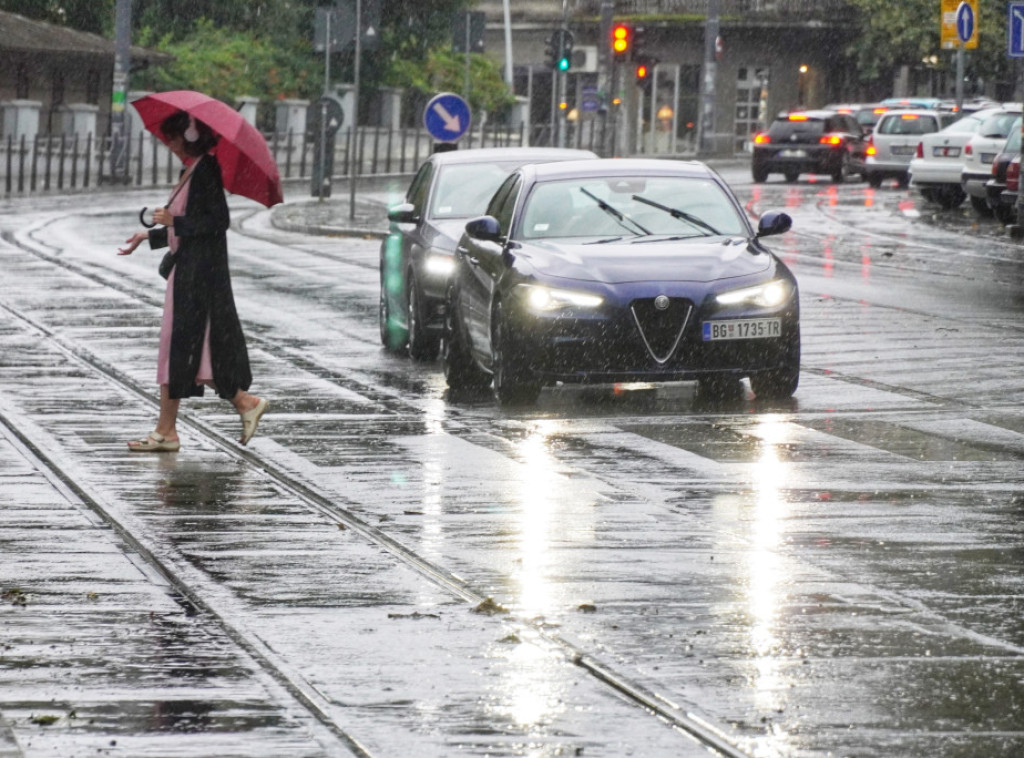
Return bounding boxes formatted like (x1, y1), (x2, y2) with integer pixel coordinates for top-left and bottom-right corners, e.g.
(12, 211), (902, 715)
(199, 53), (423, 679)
(423, 92), (471, 143)
(941, 0), (978, 50)
(1009, 2), (1024, 58)
(956, 2), (974, 45)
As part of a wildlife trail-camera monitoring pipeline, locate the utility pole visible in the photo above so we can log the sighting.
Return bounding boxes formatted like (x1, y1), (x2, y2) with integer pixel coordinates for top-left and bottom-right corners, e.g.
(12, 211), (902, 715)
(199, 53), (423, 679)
(348, 0), (362, 222)
(599, 0), (614, 157)
(698, 0), (720, 156)
(109, 0), (131, 182)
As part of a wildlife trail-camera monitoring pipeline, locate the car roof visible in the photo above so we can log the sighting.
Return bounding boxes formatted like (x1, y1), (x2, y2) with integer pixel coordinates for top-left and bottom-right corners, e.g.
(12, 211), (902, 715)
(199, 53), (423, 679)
(426, 147), (597, 166)
(774, 109), (836, 121)
(522, 158), (719, 183)
(877, 108), (945, 119)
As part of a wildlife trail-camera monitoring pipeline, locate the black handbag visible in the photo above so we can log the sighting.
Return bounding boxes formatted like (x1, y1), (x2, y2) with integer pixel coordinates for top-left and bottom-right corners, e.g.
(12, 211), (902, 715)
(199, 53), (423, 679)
(158, 251), (176, 280)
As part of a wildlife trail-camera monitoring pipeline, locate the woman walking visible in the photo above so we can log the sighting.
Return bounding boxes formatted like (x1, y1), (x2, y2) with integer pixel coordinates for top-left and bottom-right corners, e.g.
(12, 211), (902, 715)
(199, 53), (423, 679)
(118, 110), (267, 451)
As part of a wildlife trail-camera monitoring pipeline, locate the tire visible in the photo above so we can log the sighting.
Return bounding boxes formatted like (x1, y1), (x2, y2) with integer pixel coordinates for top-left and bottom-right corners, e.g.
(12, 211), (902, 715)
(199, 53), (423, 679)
(831, 152), (849, 183)
(406, 275), (440, 361)
(696, 376), (744, 402)
(379, 273), (407, 353)
(896, 173), (910, 189)
(784, 171), (799, 183)
(491, 300), (542, 406)
(752, 165), (769, 183)
(867, 173), (883, 189)
(995, 202), (1015, 225)
(970, 194), (994, 217)
(936, 186), (966, 210)
(441, 288), (489, 391)
(749, 331), (801, 400)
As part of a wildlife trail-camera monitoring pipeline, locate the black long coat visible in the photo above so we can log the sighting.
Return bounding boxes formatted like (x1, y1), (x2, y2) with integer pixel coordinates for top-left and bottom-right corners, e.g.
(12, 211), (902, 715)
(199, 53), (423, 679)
(148, 155), (252, 400)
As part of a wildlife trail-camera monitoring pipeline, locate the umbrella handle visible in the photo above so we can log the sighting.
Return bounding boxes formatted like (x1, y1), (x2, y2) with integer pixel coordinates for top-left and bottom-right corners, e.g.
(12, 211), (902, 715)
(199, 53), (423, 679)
(139, 207), (156, 229)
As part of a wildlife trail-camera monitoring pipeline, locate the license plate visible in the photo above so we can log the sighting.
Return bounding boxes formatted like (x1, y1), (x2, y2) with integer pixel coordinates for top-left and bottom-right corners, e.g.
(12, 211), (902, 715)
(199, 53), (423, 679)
(890, 145), (916, 156)
(702, 319), (782, 341)
(778, 149), (807, 158)
(932, 146), (960, 158)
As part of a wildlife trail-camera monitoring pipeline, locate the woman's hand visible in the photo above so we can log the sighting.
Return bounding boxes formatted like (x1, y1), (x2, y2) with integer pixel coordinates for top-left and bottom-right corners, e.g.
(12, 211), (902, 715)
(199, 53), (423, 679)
(152, 207), (174, 226)
(118, 232), (148, 256)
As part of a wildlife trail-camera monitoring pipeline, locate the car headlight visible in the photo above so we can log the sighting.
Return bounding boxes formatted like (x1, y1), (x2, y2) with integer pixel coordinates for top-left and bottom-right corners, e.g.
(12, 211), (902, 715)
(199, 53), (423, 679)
(517, 284), (603, 311)
(424, 251), (455, 277)
(716, 280), (790, 307)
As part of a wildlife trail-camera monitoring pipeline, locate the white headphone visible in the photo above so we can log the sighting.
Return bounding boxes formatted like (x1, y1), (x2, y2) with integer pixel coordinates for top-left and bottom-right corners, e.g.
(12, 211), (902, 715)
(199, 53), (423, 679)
(184, 116), (199, 143)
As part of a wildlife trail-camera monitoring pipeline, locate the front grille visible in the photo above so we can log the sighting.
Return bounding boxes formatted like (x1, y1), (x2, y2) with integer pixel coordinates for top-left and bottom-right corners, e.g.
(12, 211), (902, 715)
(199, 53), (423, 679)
(630, 297), (693, 364)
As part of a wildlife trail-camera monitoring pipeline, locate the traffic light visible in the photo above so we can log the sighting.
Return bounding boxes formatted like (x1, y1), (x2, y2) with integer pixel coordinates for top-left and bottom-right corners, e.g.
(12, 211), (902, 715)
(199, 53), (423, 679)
(635, 56), (656, 95)
(558, 30), (574, 72)
(611, 23), (632, 60)
(544, 30), (559, 69)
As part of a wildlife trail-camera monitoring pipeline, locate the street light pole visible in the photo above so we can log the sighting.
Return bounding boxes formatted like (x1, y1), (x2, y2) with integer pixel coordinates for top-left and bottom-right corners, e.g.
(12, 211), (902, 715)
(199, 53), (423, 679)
(698, 0), (720, 156)
(109, 0), (131, 182)
(349, 0), (362, 222)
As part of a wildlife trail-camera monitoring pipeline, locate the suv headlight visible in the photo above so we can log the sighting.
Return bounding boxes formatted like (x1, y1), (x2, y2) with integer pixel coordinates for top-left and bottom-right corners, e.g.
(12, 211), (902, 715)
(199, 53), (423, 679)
(716, 280), (791, 307)
(424, 251), (455, 277)
(516, 284), (603, 311)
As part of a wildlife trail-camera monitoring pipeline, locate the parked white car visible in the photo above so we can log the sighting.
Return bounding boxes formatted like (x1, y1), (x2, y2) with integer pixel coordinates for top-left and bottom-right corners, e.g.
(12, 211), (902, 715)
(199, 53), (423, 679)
(909, 107), (1002, 209)
(960, 108), (1022, 215)
(864, 109), (958, 188)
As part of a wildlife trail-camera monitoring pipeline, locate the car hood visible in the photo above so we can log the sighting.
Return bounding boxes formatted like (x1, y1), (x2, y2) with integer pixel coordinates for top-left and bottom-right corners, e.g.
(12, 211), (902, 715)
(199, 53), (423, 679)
(518, 237), (773, 284)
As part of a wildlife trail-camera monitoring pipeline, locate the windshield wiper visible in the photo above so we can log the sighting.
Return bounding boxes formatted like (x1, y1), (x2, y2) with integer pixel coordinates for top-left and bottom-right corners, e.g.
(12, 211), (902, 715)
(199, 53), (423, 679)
(579, 187), (651, 236)
(631, 194), (721, 236)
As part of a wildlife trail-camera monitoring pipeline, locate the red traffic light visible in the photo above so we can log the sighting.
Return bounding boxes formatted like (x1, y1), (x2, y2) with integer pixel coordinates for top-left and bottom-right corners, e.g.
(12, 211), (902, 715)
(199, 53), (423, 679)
(636, 63), (649, 80)
(611, 23), (631, 57)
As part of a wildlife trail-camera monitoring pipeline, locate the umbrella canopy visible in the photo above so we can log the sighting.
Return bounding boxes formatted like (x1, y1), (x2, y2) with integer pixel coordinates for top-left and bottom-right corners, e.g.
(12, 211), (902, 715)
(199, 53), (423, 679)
(131, 90), (284, 208)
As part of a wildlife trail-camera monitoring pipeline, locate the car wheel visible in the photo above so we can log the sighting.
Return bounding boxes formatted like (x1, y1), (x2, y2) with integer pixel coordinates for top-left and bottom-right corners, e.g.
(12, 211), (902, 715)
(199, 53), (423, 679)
(749, 331), (801, 400)
(407, 275), (440, 361)
(442, 287), (489, 391)
(379, 273), (408, 353)
(867, 173), (883, 189)
(995, 202), (1016, 224)
(696, 376), (744, 401)
(784, 171), (799, 183)
(970, 194), (994, 217)
(936, 186), (966, 210)
(491, 300), (542, 406)
(896, 173), (910, 189)
(831, 152), (849, 183)
(752, 165), (769, 183)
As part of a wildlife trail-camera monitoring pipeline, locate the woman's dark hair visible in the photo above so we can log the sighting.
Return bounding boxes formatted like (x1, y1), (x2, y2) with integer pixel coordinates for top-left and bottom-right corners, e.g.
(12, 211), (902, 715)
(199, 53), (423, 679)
(160, 110), (217, 156)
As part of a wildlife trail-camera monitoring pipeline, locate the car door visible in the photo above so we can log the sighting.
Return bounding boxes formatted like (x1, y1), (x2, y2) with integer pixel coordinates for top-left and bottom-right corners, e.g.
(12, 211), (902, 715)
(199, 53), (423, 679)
(460, 174), (521, 361)
(842, 115), (867, 164)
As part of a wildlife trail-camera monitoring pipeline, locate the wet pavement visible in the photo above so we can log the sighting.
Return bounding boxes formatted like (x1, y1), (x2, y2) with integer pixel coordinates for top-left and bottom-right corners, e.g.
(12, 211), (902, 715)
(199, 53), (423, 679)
(1, 171), (1023, 757)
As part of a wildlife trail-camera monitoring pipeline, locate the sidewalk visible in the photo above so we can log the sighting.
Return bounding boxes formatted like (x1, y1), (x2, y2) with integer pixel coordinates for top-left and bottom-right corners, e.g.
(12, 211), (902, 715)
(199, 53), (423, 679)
(270, 196), (388, 239)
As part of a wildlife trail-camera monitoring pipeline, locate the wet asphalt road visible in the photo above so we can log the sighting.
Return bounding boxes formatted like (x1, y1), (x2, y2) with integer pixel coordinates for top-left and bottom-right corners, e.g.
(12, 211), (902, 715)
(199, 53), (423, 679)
(1, 169), (1022, 758)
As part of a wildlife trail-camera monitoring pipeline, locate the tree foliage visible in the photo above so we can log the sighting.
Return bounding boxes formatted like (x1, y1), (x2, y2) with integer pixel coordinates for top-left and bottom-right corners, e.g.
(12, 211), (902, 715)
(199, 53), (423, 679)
(0, 0), (112, 34)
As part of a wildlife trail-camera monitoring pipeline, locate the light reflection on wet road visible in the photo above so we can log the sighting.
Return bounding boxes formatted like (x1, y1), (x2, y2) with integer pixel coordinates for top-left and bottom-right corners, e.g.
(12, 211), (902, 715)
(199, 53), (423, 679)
(0, 172), (1022, 757)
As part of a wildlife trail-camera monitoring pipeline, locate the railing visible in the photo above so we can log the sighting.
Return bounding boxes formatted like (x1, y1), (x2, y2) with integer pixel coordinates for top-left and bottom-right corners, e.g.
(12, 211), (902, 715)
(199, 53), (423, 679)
(1, 124), (529, 198)
(573, 0), (853, 21)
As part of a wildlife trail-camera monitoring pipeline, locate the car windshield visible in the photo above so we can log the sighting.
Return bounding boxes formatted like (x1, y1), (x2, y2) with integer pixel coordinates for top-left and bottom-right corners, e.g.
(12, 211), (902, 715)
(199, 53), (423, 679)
(978, 112), (1021, 139)
(877, 114), (940, 135)
(430, 162), (522, 219)
(1005, 121), (1023, 152)
(518, 176), (746, 240)
(766, 118), (825, 139)
(941, 114), (987, 134)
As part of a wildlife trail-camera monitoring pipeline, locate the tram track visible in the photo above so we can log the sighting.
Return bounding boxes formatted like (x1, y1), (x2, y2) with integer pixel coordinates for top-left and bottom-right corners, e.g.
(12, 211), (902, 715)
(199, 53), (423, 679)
(0, 221), (753, 756)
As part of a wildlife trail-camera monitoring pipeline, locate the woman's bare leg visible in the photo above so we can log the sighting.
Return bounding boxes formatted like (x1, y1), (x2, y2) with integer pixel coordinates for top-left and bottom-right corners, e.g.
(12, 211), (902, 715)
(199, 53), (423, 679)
(155, 384), (180, 440)
(231, 389), (261, 414)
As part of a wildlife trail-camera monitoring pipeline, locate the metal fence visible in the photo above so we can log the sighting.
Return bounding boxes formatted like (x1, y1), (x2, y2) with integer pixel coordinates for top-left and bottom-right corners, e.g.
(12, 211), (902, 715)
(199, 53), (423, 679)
(1, 124), (529, 197)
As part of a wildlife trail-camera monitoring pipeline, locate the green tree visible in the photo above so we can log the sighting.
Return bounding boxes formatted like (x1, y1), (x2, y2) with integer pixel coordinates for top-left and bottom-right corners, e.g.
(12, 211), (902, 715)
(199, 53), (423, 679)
(0, 0), (112, 34)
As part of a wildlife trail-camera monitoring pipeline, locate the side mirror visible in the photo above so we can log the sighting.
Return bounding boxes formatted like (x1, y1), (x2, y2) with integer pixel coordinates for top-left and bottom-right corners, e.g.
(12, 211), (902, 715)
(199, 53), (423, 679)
(387, 202), (417, 224)
(465, 215), (502, 243)
(756, 211), (793, 238)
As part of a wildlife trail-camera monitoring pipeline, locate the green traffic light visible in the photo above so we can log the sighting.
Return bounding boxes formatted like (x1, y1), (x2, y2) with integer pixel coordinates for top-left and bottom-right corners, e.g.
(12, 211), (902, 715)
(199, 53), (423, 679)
(558, 57), (570, 71)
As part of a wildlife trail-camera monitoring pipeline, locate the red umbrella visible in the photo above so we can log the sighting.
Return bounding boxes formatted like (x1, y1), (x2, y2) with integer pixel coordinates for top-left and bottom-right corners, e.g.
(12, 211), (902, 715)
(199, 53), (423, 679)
(131, 90), (284, 208)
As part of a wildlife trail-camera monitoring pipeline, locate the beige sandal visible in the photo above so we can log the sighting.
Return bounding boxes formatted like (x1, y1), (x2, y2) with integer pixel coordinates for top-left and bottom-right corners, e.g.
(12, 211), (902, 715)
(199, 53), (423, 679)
(127, 432), (180, 452)
(239, 398), (268, 445)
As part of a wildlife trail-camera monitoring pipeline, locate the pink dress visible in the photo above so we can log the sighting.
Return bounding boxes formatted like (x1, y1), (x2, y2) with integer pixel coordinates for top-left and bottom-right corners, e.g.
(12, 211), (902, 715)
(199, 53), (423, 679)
(156, 164), (214, 386)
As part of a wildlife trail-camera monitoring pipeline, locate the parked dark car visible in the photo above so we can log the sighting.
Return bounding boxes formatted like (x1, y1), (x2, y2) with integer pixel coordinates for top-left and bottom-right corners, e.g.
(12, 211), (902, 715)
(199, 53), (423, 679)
(751, 110), (867, 183)
(997, 155), (1020, 226)
(379, 146), (596, 359)
(443, 159), (800, 405)
(985, 126), (1022, 224)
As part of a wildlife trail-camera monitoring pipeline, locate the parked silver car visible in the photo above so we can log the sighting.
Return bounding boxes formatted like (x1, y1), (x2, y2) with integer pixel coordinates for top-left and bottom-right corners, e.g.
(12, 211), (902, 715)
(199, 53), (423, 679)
(864, 109), (958, 188)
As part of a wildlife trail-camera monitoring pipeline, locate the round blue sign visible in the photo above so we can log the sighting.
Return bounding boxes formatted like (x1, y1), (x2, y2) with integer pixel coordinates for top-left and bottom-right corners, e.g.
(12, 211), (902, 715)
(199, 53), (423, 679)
(956, 1), (975, 44)
(424, 92), (471, 143)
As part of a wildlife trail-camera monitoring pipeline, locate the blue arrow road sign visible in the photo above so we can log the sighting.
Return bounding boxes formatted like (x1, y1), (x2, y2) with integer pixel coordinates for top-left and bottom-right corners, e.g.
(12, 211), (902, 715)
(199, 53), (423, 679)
(423, 92), (471, 143)
(1010, 2), (1024, 57)
(956, 1), (975, 44)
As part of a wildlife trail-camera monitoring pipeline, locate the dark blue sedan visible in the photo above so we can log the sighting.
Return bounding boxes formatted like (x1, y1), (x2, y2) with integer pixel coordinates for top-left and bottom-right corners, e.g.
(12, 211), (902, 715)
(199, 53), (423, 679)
(442, 159), (799, 404)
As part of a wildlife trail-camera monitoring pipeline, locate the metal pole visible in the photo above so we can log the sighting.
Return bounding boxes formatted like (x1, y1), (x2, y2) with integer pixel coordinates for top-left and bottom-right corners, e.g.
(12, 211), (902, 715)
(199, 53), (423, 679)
(109, 0), (131, 182)
(349, 0), (362, 222)
(698, 0), (720, 156)
(502, 0), (514, 87)
(956, 46), (965, 114)
(600, 1), (614, 157)
(464, 11), (471, 101)
(318, 11), (330, 201)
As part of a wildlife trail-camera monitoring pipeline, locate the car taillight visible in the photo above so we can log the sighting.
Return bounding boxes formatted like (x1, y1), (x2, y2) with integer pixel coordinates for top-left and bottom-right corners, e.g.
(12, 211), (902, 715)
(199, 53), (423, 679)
(865, 137), (876, 157)
(916, 142), (923, 158)
(965, 143), (973, 156)
(819, 135), (843, 145)
(754, 133), (770, 144)
(1007, 160), (1020, 192)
